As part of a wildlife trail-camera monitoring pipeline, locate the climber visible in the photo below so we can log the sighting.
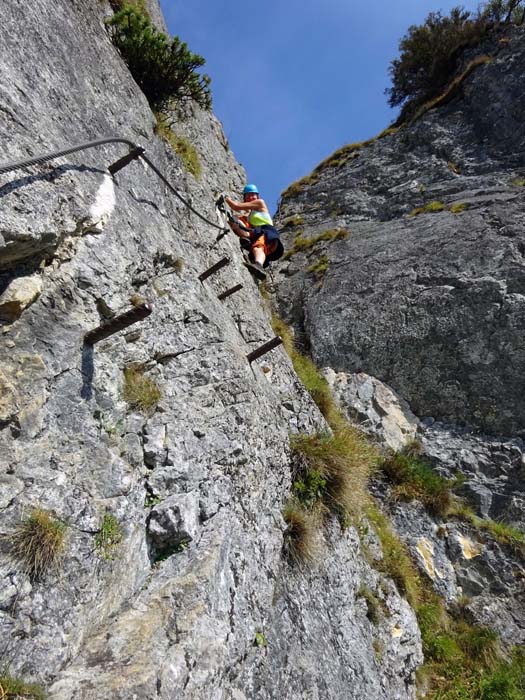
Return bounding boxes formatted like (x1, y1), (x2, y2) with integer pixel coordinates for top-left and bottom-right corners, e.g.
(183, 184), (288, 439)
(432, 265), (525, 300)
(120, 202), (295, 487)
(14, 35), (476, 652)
(223, 184), (283, 281)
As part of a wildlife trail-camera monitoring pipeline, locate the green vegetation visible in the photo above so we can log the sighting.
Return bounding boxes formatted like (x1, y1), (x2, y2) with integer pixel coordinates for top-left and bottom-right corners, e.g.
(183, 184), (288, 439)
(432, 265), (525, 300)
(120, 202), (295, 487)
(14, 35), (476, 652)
(364, 503), (422, 607)
(307, 255), (330, 279)
(410, 201), (446, 216)
(281, 214), (304, 229)
(381, 448), (452, 517)
(107, 6), (211, 112)
(357, 585), (385, 625)
(95, 514), (124, 560)
(254, 632), (267, 648)
(448, 502), (525, 557)
(449, 202), (467, 213)
(417, 590), (525, 699)
(283, 228), (349, 260)
(123, 365), (161, 412)
(273, 313), (378, 563)
(0, 674), (45, 700)
(409, 55), (493, 124)
(282, 502), (322, 565)
(512, 177), (525, 186)
(386, 0), (524, 116)
(290, 430), (375, 521)
(155, 116), (201, 178)
(109, 0), (149, 16)
(272, 312), (525, 697)
(9, 509), (67, 580)
(144, 494), (162, 508)
(281, 173), (319, 199)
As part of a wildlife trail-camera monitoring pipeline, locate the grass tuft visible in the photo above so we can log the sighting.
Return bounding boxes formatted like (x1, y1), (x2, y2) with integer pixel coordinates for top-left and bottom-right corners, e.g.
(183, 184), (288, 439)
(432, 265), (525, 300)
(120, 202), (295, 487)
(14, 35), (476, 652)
(0, 674), (46, 700)
(95, 514), (124, 560)
(307, 255), (330, 278)
(381, 450), (452, 517)
(291, 431), (375, 520)
(512, 177), (525, 187)
(123, 365), (161, 412)
(282, 502), (322, 565)
(410, 201), (446, 216)
(155, 116), (201, 179)
(9, 509), (67, 580)
(283, 228), (349, 260)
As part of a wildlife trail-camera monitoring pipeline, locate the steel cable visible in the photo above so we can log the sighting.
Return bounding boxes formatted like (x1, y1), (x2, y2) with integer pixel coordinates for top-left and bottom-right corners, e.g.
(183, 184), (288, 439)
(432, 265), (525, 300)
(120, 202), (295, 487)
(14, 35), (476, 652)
(0, 137), (227, 231)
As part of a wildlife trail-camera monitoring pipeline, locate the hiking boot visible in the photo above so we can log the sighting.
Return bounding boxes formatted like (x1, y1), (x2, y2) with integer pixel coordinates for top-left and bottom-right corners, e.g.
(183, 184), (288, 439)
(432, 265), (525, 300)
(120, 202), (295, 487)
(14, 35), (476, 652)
(244, 260), (267, 281)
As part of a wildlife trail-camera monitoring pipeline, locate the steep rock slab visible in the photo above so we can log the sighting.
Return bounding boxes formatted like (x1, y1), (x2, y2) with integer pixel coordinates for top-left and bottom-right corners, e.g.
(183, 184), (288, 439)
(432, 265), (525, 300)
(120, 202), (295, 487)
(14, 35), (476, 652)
(0, 1), (421, 698)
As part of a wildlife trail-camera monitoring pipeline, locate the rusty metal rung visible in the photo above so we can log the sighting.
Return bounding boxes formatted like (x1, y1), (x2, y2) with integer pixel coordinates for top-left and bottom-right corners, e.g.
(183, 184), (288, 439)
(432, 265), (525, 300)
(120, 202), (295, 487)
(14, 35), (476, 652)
(246, 336), (283, 363)
(84, 303), (153, 345)
(108, 146), (145, 175)
(198, 257), (231, 282)
(217, 284), (243, 301)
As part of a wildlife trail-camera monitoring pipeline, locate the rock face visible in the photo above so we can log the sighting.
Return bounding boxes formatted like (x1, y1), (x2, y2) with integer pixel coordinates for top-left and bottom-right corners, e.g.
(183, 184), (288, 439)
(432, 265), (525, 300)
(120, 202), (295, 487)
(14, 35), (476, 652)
(274, 23), (525, 655)
(0, 1), (421, 698)
(275, 25), (525, 437)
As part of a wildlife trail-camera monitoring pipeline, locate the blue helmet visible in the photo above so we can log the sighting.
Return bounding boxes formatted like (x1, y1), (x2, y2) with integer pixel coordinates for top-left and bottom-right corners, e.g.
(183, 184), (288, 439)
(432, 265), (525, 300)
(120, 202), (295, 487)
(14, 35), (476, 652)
(243, 183), (259, 195)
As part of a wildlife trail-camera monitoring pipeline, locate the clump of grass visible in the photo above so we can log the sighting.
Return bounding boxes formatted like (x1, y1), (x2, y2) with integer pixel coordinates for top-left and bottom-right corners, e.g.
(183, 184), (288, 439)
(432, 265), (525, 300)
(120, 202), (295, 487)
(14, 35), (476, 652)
(381, 450), (452, 517)
(281, 173), (320, 199)
(9, 509), (67, 580)
(307, 255), (330, 278)
(512, 177), (525, 187)
(283, 228), (349, 260)
(155, 117), (201, 178)
(410, 201), (446, 216)
(95, 514), (124, 560)
(291, 431), (375, 520)
(449, 202), (466, 213)
(0, 674), (45, 700)
(357, 585), (385, 625)
(447, 502), (525, 557)
(414, 584), (523, 700)
(282, 502), (322, 565)
(123, 365), (161, 412)
(364, 503), (421, 607)
(130, 293), (147, 306)
(281, 214), (304, 229)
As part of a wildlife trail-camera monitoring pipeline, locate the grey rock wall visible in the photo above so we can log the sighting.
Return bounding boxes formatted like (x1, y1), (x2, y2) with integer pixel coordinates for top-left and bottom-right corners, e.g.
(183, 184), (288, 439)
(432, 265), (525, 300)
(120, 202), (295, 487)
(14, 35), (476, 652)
(275, 25), (525, 436)
(0, 1), (421, 698)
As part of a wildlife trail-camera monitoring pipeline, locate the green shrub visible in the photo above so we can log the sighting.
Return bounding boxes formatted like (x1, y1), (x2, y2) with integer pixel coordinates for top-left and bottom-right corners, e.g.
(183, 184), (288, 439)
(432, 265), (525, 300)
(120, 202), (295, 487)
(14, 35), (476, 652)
(107, 7), (211, 112)
(155, 117), (201, 178)
(9, 508), (67, 580)
(512, 177), (525, 186)
(386, 6), (492, 113)
(95, 514), (124, 560)
(109, 0), (149, 16)
(123, 365), (161, 412)
(449, 202), (466, 213)
(0, 674), (45, 700)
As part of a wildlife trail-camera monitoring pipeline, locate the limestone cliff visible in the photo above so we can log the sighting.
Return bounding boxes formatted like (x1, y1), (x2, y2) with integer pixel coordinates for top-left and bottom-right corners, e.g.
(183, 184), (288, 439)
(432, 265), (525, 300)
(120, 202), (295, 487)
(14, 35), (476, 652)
(275, 23), (525, 652)
(0, 1), (421, 698)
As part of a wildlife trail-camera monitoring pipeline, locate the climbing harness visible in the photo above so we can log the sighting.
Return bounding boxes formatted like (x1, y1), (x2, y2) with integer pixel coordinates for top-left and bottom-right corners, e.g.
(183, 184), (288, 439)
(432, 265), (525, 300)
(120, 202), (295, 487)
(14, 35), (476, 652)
(0, 137), (228, 233)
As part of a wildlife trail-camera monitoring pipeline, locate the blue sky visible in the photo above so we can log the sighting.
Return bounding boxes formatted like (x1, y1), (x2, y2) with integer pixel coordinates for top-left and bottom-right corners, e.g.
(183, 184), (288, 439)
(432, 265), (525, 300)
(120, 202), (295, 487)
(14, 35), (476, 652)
(160, 0), (480, 214)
